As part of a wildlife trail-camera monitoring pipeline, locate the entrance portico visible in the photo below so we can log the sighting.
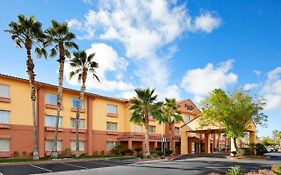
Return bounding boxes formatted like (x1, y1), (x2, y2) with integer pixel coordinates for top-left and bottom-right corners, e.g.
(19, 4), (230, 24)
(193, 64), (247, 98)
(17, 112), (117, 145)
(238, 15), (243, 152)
(180, 117), (256, 155)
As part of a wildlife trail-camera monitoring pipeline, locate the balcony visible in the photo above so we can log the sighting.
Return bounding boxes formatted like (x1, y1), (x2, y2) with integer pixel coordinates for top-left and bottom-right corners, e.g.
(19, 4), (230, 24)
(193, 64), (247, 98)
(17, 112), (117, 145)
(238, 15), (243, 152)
(107, 113), (118, 118)
(0, 123), (10, 129)
(0, 97), (10, 103)
(45, 104), (63, 110)
(71, 107), (85, 113)
(70, 128), (86, 133)
(45, 127), (63, 132)
(106, 131), (118, 135)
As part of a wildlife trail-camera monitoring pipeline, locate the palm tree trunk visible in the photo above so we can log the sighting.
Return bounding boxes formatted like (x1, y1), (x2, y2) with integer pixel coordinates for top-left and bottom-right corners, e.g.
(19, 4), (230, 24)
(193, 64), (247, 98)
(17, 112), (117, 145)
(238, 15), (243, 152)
(144, 114), (150, 157)
(75, 82), (86, 157)
(25, 40), (39, 160)
(233, 137), (239, 156)
(169, 123), (173, 153)
(52, 44), (65, 159)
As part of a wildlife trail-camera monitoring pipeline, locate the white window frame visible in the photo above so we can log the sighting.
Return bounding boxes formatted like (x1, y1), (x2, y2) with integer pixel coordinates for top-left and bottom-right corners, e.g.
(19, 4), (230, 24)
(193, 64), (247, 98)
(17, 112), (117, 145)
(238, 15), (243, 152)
(71, 98), (84, 109)
(45, 115), (62, 127)
(45, 140), (62, 151)
(0, 139), (10, 151)
(70, 140), (85, 151)
(133, 124), (142, 132)
(70, 118), (85, 129)
(184, 115), (190, 123)
(0, 110), (10, 124)
(45, 93), (57, 105)
(175, 127), (180, 135)
(149, 125), (156, 133)
(106, 141), (117, 151)
(0, 84), (10, 98)
(106, 122), (117, 131)
(107, 104), (117, 114)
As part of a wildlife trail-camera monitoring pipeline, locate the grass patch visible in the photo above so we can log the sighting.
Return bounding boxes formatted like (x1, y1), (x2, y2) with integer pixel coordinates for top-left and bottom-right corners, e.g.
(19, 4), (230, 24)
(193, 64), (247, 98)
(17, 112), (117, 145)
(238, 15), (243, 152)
(0, 157), (49, 163)
(110, 156), (137, 160)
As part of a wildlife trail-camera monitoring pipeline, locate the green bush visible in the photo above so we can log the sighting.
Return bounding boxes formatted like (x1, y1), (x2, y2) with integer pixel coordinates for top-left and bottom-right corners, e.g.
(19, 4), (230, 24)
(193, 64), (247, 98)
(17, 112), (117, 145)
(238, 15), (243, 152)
(156, 150), (163, 156)
(238, 148), (251, 156)
(111, 145), (123, 155)
(134, 147), (142, 154)
(228, 166), (243, 175)
(13, 151), (19, 157)
(256, 143), (267, 155)
(136, 154), (143, 159)
(272, 165), (281, 175)
(22, 151), (28, 157)
(164, 149), (172, 156)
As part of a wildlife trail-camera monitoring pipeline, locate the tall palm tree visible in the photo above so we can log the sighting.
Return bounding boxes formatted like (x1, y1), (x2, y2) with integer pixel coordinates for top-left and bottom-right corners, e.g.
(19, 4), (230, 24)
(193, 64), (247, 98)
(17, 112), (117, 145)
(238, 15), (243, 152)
(5, 15), (46, 160)
(130, 88), (162, 157)
(69, 51), (99, 157)
(161, 98), (182, 153)
(44, 20), (78, 158)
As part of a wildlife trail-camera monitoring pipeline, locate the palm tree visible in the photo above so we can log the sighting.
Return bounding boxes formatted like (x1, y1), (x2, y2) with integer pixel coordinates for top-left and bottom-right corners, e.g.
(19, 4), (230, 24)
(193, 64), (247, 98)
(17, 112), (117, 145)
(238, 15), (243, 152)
(130, 88), (162, 157)
(5, 15), (46, 160)
(44, 20), (78, 158)
(161, 98), (182, 153)
(69, 51), (99, 157)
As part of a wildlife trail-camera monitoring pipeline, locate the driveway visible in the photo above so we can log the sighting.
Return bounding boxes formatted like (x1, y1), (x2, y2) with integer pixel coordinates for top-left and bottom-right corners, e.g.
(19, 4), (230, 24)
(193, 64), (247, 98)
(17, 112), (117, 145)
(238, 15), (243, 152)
(265, 152), (281, 160)
(0, 157), (279, 175)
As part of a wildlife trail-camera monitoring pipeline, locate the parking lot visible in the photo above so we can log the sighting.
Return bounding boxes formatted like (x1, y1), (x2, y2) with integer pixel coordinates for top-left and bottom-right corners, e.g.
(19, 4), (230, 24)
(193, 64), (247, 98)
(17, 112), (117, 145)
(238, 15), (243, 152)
(0, 154), (280, 175)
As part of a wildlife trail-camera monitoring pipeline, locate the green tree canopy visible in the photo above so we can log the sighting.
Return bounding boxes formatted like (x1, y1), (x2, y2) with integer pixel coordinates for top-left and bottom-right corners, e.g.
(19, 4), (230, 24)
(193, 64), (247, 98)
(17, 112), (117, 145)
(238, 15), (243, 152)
(200, 89), (267, 151)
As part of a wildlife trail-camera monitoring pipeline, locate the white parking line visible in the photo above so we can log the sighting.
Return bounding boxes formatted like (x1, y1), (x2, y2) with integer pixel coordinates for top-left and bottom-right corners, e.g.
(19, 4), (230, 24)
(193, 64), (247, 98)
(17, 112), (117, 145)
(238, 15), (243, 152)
(63, 163), (87, 169)
(0, 172), (4, 175)
(30, 164), (52, 172)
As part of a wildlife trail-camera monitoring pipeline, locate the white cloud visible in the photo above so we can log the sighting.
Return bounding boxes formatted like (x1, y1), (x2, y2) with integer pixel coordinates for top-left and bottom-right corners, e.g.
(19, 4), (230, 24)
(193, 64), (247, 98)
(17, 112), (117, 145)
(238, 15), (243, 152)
(82, 0), (93, 5)
(65, 43), (135, 91)
(194, 12), (221, 33)
(243, 83), (259, 90)
(254, 70), (262, 77)
(68, 0), (221, 100)
(261, 67), (281, 112)
(181, 60), (238, 102)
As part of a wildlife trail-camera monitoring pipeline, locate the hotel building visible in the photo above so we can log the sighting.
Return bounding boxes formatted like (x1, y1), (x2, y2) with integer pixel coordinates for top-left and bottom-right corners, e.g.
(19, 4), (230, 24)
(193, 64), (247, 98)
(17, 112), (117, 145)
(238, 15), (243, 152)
(0, 74), (256, 158)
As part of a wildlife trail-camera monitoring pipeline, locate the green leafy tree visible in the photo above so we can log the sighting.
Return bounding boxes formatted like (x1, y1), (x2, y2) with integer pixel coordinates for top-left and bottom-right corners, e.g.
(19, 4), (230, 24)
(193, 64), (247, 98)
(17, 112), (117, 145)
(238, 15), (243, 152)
(200, 89), (267, 152)
(130, 88), (162, 157)
(44, 20), (78, 158)
(261, 136), (276, 146)
(69, 50), (99, 157)
(161, 98), (183, 152)
(5, 15), (46, 160)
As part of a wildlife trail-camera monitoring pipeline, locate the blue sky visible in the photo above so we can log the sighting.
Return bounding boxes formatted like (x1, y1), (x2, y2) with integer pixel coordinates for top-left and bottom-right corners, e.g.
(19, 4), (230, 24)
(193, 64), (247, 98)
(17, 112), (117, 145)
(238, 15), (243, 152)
(0, 0), (280, 137)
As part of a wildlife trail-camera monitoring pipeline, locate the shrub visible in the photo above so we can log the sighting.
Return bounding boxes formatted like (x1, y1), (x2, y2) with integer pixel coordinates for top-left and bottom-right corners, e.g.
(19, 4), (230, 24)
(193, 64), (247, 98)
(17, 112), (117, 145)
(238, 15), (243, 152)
(124, 149), (134, 155)
(272, 165), (281, 175)
(62, 148), (72, 157)
(100, 150), (105, 155)
(256, 143), (267, 155)
(238, 148), (251, 156)
(156, 150), (163, 156)
(111, 145), (123, 155)
(246, 169), (274, 175)
(228, 166), (243, 175)
(164, 149), (172, 156)
(136, 154), (143, 159)
(13, 151), (19, 157)
(134, 147), (142, 154)
(22, 151), (28, 157)
(93, 151), (98, 155)
(29, 152), (33, 157)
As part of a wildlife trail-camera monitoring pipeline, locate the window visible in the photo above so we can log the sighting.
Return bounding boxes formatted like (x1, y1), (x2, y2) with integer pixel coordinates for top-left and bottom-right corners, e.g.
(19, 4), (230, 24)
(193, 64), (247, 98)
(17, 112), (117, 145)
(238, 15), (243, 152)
(71, 141), (85, 151)
(149, 125), (156, 133)
(107, 104), (117, 114)
(175, 127), (180, 135)
(45, 115), (62, 127)
(106, 141), (117, 151)
(0, 84), (10, 98)
(71, 98), (84, 109)
(45, 140), (62, 151)
(45, 93), (57, 105)
(184, 115), (190, 123)
(0, 139), (10, 151)
(106, 122), (117, 131)
(133, 124), (142, 132)
(0, 110), (10, 124)
(70, 118), (85, 129)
